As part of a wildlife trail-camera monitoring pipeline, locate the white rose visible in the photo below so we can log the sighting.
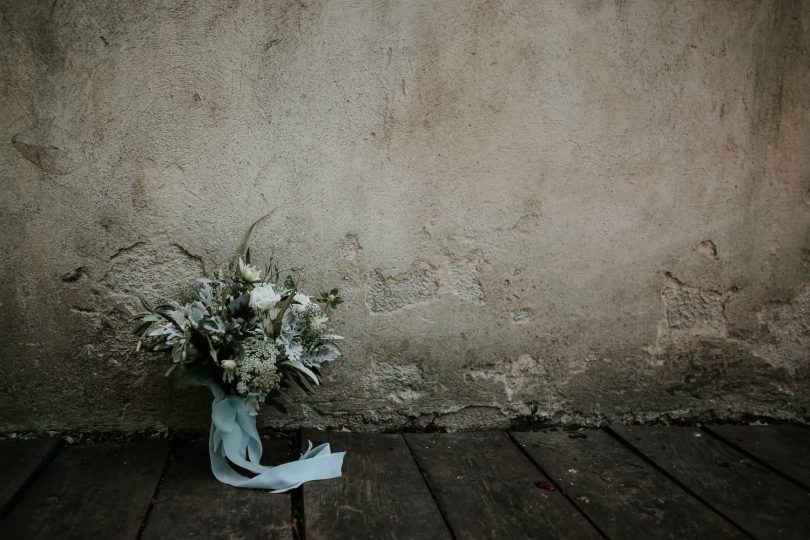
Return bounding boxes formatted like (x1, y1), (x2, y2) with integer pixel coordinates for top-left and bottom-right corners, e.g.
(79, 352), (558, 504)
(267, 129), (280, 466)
(221, 359), (236, 370)
(291, 292), (312, 313)
(250, 284), (281, 311)
(238, 258), (262, 282)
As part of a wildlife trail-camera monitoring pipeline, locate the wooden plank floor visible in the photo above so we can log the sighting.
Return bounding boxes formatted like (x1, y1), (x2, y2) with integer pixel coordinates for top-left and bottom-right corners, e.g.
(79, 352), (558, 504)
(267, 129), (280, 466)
(511, 429), (745, 539)
(302, 430), (450, 540)
(141, 436), (295, 540)
(405, 431), (602, 540)
(0, 424), (808, 539)
(610, 426), (810, 540)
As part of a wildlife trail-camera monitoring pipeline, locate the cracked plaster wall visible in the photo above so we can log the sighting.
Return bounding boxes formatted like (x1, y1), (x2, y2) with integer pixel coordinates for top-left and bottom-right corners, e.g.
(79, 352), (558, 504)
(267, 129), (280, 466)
(1, 0), (809, 432)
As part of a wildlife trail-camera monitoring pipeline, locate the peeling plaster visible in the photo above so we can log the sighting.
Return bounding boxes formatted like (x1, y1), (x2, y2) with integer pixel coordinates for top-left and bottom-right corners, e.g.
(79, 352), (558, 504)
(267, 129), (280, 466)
(366, 254), (486, 313)
(11, 120), (85, 175)
(660, 272), (736, 337)
(366, 262), (441, 313)
(1, 0), (809, 432)
(102, 242), (205, 300)
(448, 259), (485, 303)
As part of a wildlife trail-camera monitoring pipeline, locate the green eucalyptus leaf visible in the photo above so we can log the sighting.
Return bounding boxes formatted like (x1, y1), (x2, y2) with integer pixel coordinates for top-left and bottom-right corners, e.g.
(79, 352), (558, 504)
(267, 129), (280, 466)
(131, 321), (153, 337)
(203, 334), (218, 364)
(287, 370), (315, 395)
(136, 293), (154, 312)
(311, 342), (341, 363)
(227, 292), (250, 314)
(270, 291), (295, 336)
(231, 208), (277, 271)
(282, 360), (320, 386)
(151, 304), (183, 326)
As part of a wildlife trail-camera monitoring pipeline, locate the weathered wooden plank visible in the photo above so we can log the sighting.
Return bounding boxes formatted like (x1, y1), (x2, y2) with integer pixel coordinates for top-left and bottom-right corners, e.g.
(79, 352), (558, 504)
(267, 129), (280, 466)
(141, 436), (294, 540)
(302, 430), (451, 540)
(707, 424), (810, 489)
(512, 429), (745, 539)
(0, 439), (170, 539)
(0, 437), (62, 516)
(405, 432), (602, 540)
(611, 425), (810, 540)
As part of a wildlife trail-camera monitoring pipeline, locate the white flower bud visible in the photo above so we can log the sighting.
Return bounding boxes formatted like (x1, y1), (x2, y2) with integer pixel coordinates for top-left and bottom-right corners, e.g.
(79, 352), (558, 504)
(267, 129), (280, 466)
(238, 258), (262, 282)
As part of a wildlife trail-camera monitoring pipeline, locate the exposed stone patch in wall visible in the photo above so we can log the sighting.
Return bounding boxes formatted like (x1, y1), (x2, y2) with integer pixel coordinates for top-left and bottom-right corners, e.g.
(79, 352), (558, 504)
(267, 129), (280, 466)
(366, 252), (486, 313)
(293, 406), (519, 433)
(102, 242), (205, 300)
(696, 239), (718, 259)
(11, 120), (85, 175)
(366, 262), (441, 313)
(281, 399), (575, 432)
(632, 280), (810, 423)
(647, 273), (787, 405)
(448, 258), (485, 303)
(660, 272), (736, 337)
(510, 307), (532, 323)
(753, 285), (810, 374)
(371, 360), (424, 404)
(432, 406), (512, 430)
(338, 233), (362, 262)
(466, 353), (547, 402)
(658, 340), (784, 402)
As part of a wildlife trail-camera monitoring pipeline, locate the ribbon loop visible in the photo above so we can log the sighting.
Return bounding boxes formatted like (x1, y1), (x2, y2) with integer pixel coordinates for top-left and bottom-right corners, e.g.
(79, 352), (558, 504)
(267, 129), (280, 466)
(207, 391), (345, 492)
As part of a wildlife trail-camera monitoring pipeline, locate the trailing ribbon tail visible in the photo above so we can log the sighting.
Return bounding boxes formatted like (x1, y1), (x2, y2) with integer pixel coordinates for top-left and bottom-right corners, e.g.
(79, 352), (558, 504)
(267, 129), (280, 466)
(206, 388), (345, 492)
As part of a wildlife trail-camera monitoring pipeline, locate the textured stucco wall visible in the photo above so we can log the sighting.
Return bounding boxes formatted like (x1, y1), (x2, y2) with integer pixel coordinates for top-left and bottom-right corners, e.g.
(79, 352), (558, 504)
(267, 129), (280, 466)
(1, 0), (809, 432)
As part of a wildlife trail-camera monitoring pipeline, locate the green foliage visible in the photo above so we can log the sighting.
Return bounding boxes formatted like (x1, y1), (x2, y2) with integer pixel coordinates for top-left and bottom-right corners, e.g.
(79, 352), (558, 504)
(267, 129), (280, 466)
(230, 209), (276, 272)
(132, 213), (344, 414)
(316, 288), (344, 309)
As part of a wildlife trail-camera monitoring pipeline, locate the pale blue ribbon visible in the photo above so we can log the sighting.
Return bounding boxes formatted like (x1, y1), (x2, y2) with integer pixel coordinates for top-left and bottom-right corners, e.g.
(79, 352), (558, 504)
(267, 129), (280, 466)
(204, 382), (345, 492)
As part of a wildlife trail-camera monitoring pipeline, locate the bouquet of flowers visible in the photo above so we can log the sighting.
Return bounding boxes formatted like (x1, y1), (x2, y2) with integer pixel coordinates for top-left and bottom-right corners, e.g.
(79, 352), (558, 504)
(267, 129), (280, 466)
(131, 213), (346, 491)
